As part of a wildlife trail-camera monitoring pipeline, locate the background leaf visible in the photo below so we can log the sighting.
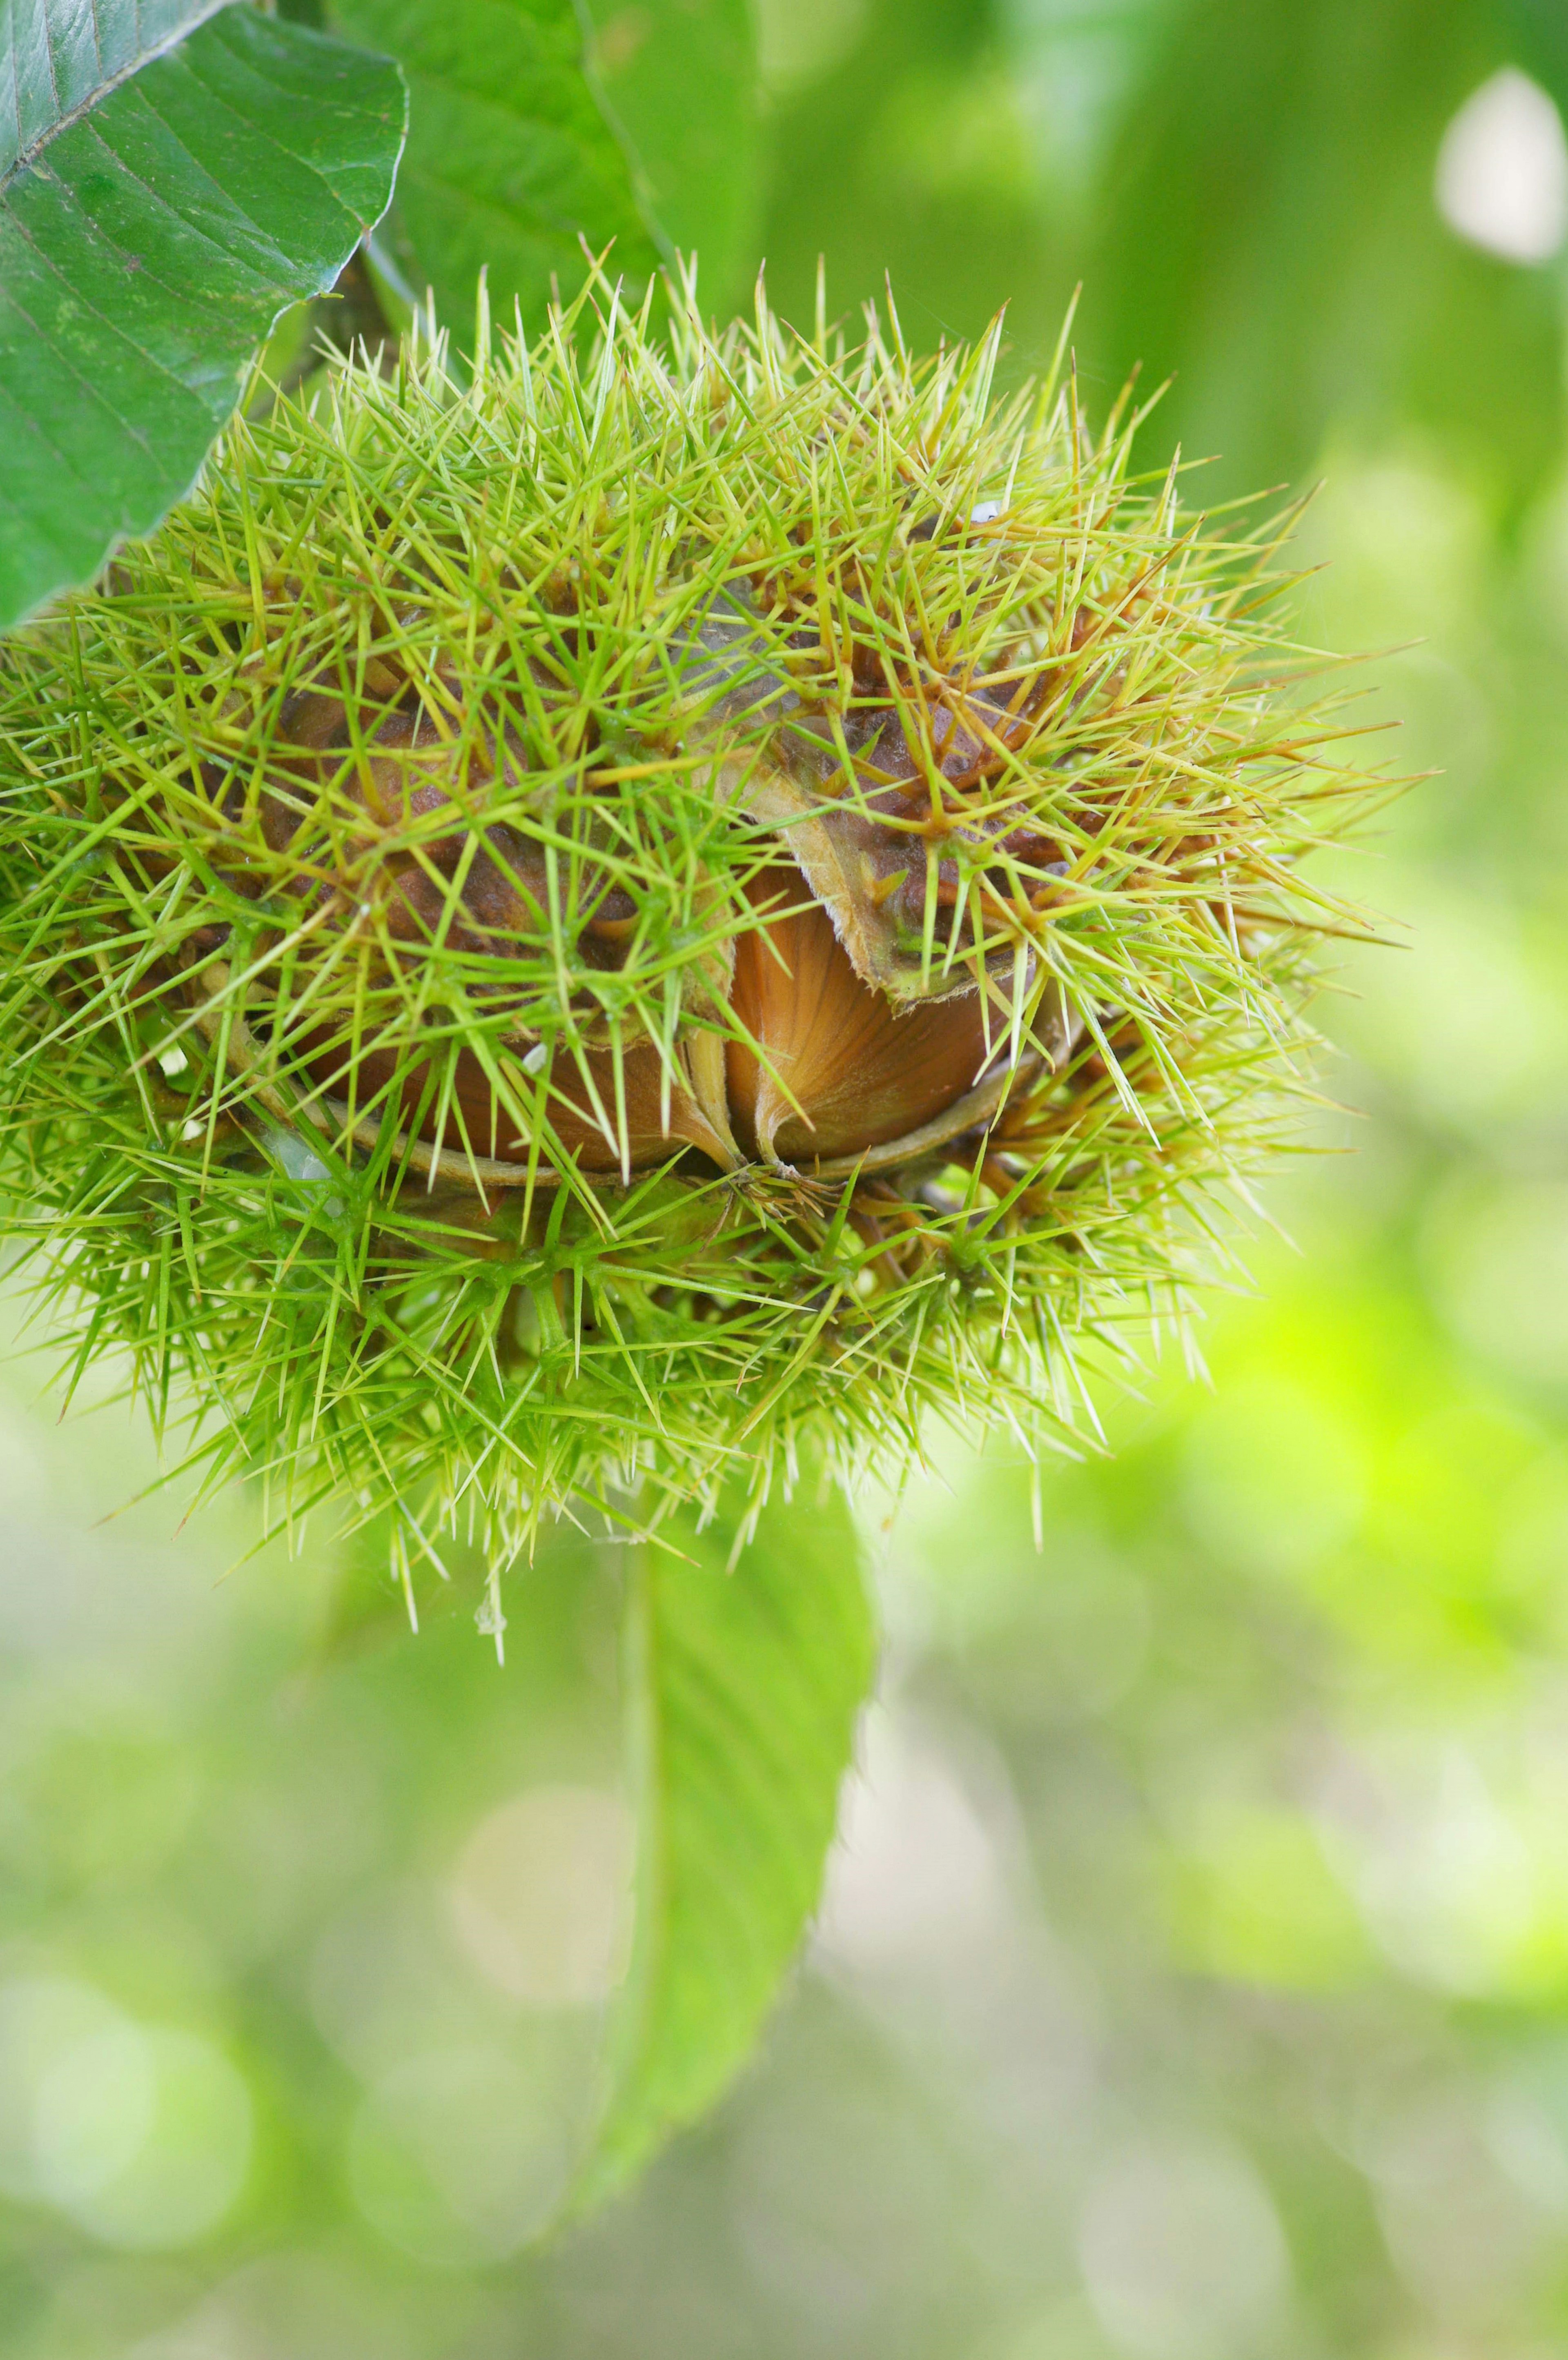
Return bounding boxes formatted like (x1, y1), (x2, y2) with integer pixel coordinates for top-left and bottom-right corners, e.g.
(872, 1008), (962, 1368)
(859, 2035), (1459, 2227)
(758, 0), (1076, 370)
(0, 2), (406, 628)
(325, 0), (761, 337)
(324, 0), (655, 333)
(571, 1482), (876, 2209)
(579, 0), (762, 316)
(1082, 0), (1561, 512)
(1504, 0), (1568, 115)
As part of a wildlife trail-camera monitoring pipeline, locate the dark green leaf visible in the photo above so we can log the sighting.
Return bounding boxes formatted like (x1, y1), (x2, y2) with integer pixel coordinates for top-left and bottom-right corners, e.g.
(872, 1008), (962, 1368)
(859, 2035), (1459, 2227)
(570, 1481), (876, 2209)
(326, 0), (762, 337)
(0, 4), (406, 628)
(1086, 0), (1560, 513)
(324, 0), (657, 335)
(579, 0), (762, 316)
(2, 0), (218, 175)
(1504, 0), (1568, 115)
(755, 0), (1076, 379)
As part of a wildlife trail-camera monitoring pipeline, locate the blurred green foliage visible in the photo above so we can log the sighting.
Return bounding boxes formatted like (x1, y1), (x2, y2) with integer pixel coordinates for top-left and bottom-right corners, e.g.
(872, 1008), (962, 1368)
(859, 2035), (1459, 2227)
(325, 0), (661, 329)
(9, 0), (1568, 2351)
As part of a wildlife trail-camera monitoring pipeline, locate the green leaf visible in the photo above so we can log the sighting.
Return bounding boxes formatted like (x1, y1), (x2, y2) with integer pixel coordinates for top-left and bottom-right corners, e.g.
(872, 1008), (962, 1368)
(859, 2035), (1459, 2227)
(579, 0), (762, 315)
(325, 0), (658, 333)
(325, 0), (761, 337)
(0, 2), (406, 629)
(1504, 0), (1568, 116)
(1086, 0), (1561, 512)
(2, 0), (216, 174)
(571, 1481), (876, 2210)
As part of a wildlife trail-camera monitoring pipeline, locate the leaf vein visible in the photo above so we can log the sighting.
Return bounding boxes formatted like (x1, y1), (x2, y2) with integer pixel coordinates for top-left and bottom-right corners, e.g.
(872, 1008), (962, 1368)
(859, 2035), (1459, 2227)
(3, 0), (235, 191)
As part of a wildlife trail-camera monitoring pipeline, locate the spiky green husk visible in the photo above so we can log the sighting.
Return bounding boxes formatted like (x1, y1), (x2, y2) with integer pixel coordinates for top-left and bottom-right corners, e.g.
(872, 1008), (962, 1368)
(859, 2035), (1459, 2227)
(0, 272), (1378, 1580)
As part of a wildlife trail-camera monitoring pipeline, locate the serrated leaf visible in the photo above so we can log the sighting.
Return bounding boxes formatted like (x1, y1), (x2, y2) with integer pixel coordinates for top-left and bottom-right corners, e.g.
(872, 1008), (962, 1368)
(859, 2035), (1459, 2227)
(570, 1482), (876, 2211)
(2, 0), (220, 175)
(579, 0), (761, 316)
(0, 2), (406, 628)
(325, 0), (658, 333)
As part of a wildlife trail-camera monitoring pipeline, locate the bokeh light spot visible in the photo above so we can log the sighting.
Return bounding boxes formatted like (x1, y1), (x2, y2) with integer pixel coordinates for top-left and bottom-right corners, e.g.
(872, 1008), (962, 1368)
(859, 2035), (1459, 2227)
(448, 1784), (632, 2008)
(346, 2046), (572, 2266)
(1077, 2137), (1289, 2359)
(0, 1976), (128, 2201)
(1180, 1377), (1367, 1581)
(0, 1980), (253, 2249)
(33, 2021), (158, 2206)
(56, 2029), (254, 2249)
(1427, 1178), (1568, 1393)
(1436, 69), (1568, 264)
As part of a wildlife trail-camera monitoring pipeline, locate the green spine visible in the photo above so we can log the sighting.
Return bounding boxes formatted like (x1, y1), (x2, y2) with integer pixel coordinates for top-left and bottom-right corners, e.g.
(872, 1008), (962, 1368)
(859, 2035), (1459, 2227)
(0, 269), (1384, 1575)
